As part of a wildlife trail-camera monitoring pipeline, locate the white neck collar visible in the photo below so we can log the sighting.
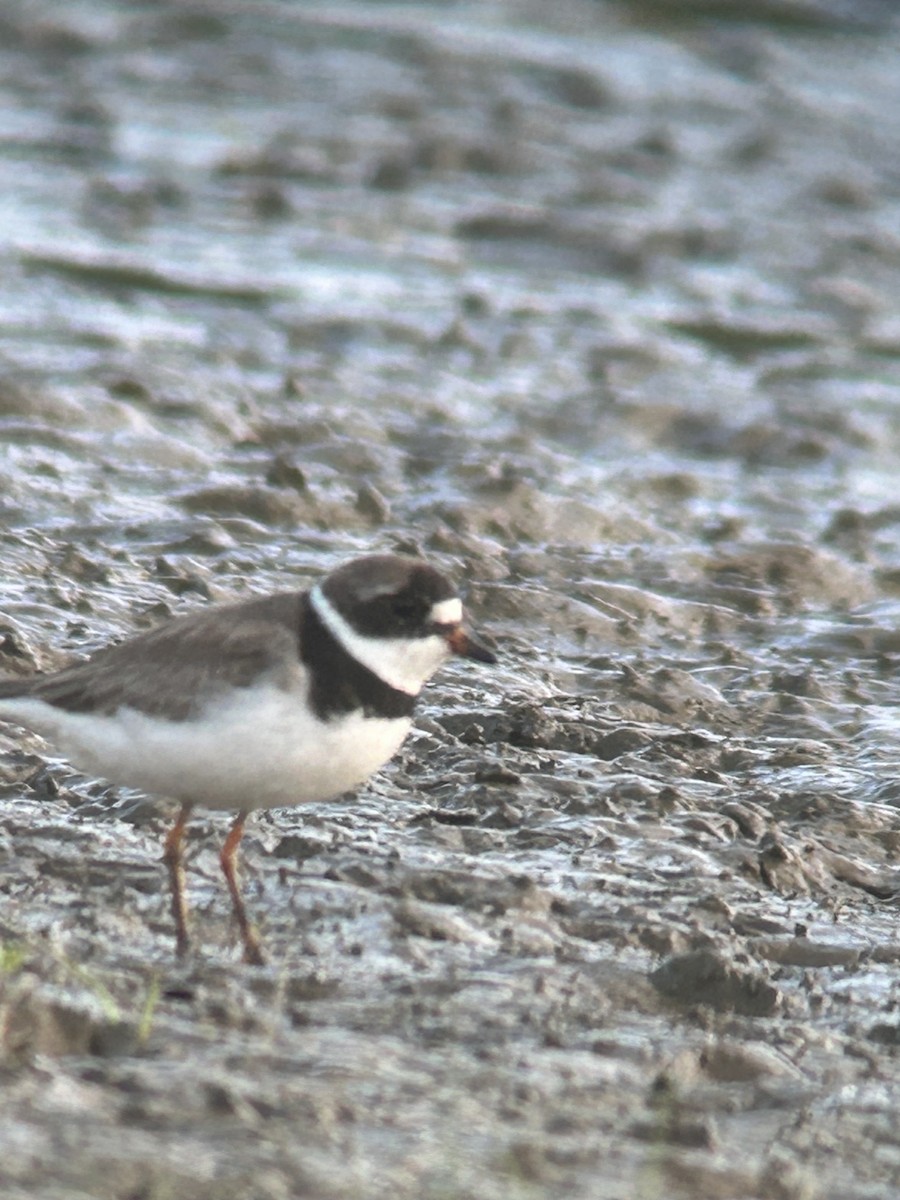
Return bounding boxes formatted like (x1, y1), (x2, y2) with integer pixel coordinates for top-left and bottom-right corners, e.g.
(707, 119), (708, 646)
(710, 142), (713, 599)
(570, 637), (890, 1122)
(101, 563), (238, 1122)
(310, 585), (450, 696)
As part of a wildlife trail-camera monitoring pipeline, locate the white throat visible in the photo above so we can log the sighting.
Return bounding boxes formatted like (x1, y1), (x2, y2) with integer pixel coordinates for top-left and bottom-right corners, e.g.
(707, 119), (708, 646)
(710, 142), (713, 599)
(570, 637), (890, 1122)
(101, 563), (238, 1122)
(310, 585), (451, 696)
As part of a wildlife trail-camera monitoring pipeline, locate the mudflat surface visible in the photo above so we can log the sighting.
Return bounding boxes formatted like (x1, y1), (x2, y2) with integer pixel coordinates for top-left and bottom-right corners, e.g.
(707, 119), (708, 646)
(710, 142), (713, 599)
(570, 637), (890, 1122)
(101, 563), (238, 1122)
(1, 2), (900, 1198)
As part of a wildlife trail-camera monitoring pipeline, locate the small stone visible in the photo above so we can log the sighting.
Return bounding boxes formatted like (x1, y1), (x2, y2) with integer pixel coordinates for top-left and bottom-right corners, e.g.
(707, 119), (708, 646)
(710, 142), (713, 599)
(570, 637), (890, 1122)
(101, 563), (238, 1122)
(651, 949), (781, 1016)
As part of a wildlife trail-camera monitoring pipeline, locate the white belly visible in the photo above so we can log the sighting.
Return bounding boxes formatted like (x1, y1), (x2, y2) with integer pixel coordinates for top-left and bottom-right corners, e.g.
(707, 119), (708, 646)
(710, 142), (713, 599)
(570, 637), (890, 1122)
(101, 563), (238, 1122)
(0, 688), (412, 811)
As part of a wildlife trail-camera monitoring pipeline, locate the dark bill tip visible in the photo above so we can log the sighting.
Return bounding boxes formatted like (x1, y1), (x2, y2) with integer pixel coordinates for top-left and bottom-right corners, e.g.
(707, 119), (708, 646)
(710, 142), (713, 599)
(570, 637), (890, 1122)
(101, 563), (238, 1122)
(444, 626), (497, 665)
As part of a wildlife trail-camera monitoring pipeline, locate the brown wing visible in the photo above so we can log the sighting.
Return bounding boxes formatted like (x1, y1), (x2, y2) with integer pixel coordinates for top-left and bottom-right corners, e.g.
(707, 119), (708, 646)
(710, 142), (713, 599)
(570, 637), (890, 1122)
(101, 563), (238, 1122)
(0, 592), (304, 720)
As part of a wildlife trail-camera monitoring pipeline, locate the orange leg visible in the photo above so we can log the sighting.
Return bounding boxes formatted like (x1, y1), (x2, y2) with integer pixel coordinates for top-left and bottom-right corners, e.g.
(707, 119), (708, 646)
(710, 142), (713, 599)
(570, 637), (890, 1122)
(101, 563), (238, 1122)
(162, 802), (193, 959)
(220, 812), (265, 966)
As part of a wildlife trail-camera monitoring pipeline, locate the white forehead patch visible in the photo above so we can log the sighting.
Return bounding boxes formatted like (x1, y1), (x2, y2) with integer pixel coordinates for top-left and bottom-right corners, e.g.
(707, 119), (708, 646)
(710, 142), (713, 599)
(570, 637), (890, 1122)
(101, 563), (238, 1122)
(430, 598), (462, 626)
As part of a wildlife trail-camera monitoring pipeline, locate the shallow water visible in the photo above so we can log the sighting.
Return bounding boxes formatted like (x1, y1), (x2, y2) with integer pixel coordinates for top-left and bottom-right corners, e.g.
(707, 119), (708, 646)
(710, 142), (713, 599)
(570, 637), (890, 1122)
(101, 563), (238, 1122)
(1, 1), (900, 1198)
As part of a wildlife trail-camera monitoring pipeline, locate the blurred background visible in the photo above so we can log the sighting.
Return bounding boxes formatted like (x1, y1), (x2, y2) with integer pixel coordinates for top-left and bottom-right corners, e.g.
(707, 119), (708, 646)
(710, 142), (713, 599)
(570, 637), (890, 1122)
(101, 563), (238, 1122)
(1, 3), (900, 1199)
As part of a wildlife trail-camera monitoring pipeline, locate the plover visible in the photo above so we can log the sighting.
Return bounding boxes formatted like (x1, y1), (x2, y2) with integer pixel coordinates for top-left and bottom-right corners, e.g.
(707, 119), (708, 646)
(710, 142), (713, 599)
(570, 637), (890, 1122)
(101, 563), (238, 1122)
(0, 553), (495, 964)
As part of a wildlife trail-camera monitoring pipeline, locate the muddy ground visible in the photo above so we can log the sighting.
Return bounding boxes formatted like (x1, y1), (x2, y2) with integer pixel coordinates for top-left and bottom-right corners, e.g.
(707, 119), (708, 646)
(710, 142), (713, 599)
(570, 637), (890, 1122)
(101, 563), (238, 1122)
(1, 1), (900, 1197)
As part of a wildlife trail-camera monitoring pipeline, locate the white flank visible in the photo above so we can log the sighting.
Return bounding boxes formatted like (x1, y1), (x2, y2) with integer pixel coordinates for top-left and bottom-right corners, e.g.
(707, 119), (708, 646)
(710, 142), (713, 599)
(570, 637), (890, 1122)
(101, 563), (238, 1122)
(430, 597), (462, 626)
(0, 690), (411, 812)
(310, 585), (450, 695)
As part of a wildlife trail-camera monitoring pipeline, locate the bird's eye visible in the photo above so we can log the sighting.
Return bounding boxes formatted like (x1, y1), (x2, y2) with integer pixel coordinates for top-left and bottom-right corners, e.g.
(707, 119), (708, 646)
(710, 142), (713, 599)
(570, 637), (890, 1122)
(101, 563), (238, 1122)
(392, 598), (423, 623)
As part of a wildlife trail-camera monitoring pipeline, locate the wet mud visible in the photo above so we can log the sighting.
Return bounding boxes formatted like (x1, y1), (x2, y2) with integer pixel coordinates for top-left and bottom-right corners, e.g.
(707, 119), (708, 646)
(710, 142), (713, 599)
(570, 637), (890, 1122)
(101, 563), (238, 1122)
(1, 1), (900, 1198)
